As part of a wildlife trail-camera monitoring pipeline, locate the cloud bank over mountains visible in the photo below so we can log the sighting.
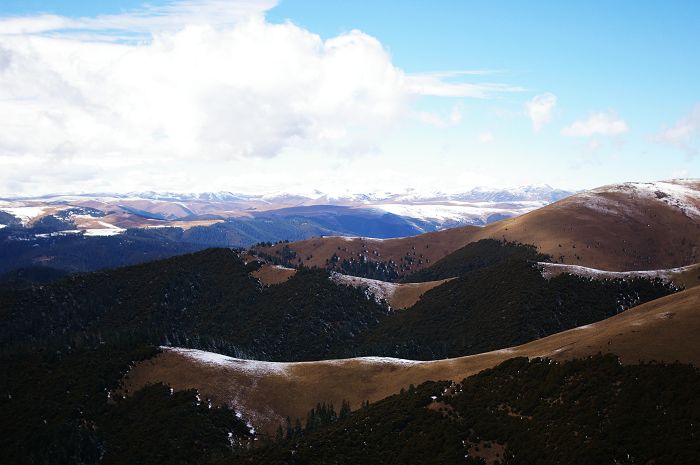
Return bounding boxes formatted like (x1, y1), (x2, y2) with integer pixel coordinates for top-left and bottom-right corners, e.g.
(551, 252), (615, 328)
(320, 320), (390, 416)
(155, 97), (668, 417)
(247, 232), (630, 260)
(0, 0), (525, 195)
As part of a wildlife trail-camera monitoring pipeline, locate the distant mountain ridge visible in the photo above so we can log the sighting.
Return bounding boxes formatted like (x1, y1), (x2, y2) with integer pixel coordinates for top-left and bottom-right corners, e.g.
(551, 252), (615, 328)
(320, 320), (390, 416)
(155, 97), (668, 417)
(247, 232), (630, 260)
(2, 184), (572, 204)
(0, 186), (574, 276)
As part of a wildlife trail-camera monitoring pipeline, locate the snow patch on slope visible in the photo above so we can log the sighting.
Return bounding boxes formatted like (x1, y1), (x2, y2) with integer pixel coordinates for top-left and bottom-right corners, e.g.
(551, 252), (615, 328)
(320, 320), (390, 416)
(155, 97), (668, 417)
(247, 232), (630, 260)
(83, 221), (126, 236)
(165, 347), (289, 377)
(371, 201), (547, 224)
(538, 262), (695, 282)
(314, 356), (429, 367)
(0, 206), (47, 225)
(581, 180), (700, 218)
(330, 272), (398, 308)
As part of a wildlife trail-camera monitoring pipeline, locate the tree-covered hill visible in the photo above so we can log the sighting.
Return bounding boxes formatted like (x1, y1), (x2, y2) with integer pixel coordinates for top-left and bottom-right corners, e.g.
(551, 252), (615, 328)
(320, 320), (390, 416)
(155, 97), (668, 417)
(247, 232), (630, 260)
(402, 239), (550, 283)
(0, 248), (389, 361)
(0, 246), (677, 362)
(242, 354), (700, 465)
(355, 259), (675, 359)
(0, 343), (254, 465)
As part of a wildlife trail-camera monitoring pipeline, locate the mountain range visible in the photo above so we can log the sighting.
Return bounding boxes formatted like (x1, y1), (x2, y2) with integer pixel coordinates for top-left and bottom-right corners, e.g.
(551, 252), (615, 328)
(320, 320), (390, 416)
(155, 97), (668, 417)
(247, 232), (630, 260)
(2, 178), (700, 465)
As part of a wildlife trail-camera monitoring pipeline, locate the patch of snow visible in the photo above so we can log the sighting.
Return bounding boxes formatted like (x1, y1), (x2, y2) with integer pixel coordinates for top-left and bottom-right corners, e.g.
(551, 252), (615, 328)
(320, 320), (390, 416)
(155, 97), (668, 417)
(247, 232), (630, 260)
(0, 206), (47, 225)
(538, 262), (694, 283)
(371, 201), (546, 224)
(35, 230), (82, 238)
(83, 228), (125, 236)
(83, 221), (126, 236)
(165, 347), (289, 376)
(492, 347), (515, 354)
(585, 181), (700, 218)
(272, 264), (295, 271)
(330, 272), (398, 308)
(315, 356), (428, 367)
(322, 235), (400, 242)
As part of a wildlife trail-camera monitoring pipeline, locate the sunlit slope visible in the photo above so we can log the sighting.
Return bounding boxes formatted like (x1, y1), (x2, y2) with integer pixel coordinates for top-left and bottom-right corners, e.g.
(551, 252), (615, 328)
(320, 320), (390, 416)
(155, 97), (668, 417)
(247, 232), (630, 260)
(258, 180), (700, 274)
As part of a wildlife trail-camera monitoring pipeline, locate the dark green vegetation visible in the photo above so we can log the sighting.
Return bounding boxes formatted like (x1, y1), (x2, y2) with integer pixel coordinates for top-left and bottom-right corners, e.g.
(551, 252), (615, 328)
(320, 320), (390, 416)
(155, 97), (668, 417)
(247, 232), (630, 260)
(0, 266), (69, 290)
(0, 245), (676, 361)
(0, 343), (253, 465)
(403, 239), (549, 282)
(354, 259), (674, 359)
(242, 355), (700, 465)
(0, 238), (693, 464)
(4, 347), (698, 464)
(0, 248), (389, 361)
(327, 253), (401, 281)
(0, 227), (205, 275)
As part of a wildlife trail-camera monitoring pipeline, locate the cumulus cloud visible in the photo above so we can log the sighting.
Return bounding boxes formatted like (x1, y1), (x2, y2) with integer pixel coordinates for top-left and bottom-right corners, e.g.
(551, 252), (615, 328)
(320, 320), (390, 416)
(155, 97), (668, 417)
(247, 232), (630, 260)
(656, 103), (700, 156)
(561, 111), (628, 137)
(525, 93), (557, 131)
(0, 0), (522, 195)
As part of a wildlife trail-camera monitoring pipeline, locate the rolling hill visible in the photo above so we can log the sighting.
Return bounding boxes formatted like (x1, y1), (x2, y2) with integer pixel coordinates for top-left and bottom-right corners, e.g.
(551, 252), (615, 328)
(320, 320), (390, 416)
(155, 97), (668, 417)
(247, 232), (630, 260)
(1, 244), (673, 362)
(255, 179), (700, 277)
(123, 284), (700, 434)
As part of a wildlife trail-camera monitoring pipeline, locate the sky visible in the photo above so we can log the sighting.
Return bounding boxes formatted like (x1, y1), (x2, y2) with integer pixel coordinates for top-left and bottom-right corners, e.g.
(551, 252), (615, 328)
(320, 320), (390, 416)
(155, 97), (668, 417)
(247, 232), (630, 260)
(0, 0), (698, 196)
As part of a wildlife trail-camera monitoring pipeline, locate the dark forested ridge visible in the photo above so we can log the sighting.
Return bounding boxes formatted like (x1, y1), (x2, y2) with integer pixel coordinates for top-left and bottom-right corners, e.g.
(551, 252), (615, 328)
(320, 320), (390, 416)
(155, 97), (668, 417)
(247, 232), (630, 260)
(241, 355), (700, 465)
(0, 245), (677, 361)
(354, 259), (675, 359)
(0, 343), (254, 465)
(0, 248), (389, 361)
(4, 347), (699, 465)
(0, 227), (206, 275)
(402, 239), (550, 282)
(0, 242), (693, 464)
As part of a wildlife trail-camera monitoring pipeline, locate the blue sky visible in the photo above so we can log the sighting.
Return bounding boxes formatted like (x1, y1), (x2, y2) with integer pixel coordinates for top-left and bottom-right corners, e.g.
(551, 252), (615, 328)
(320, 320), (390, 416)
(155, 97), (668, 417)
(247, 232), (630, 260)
(0, 0), (698, 195)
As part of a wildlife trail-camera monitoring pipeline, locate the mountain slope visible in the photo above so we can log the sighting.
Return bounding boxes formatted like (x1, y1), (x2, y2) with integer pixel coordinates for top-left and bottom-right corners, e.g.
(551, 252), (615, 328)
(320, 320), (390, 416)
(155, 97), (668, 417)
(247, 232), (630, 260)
(1, 244), (672, 362)
(258, 179), (700, 276)
(468, 180), (700, 271)
(123, 285), (700, 434)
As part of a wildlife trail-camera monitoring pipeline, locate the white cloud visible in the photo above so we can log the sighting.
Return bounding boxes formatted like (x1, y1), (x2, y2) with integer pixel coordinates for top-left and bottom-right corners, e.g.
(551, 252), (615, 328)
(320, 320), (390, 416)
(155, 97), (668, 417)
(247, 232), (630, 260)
(0, 0), (522, 195)
(561, 111), (628, 137)
(478, 131), (495, 144)
(414, 102), (463, 128)
(656, 103), (700, 156)
(0, 1), (276, 37)
(525, 93), (557, 131)
(405, 72), (522, 98)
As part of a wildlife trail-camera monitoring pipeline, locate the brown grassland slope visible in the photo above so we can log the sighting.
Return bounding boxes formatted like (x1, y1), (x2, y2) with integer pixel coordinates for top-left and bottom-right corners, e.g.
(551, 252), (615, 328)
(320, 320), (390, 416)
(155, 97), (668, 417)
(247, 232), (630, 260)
(251, 264), (297, 286)
(255, 180), (700, 273)
(123, 285), (700, 434)
(253, 225), (480, 274)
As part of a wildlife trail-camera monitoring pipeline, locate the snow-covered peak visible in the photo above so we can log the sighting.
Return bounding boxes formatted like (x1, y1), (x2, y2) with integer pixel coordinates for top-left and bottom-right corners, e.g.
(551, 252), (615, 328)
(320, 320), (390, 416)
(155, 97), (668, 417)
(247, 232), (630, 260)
(586, 180), (700, 218)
